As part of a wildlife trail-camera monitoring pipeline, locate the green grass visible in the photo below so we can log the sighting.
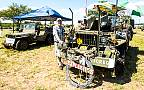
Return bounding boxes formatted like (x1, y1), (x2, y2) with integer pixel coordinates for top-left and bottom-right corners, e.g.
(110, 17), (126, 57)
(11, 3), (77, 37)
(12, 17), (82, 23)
(0, 29), (144, 90)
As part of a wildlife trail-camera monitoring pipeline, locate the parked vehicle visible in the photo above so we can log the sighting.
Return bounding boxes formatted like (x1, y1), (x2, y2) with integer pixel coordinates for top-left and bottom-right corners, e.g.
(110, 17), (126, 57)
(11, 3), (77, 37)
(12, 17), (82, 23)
(61, 4), (133, 88)
(3, 23), (54, 50)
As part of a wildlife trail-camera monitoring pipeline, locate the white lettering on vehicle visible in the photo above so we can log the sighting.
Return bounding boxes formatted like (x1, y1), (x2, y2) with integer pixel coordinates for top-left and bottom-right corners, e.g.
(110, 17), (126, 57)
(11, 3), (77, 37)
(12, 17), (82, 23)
(62, 60), (94, 75)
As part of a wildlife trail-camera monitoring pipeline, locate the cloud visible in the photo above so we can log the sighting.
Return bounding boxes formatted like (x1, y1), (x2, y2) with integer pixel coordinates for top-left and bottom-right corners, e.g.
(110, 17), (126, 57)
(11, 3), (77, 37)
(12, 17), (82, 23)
(135, 1), (144, 6)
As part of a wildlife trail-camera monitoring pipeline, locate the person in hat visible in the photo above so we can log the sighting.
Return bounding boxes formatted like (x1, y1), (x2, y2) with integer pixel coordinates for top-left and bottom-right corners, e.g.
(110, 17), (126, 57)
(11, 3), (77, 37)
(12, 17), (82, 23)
(53, 18), (65, 70)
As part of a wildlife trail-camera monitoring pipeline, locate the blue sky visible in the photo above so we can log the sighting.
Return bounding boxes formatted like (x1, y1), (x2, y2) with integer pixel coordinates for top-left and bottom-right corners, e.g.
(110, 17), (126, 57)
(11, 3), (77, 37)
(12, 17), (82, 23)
(0, 0), (128, 10)
(0, 0), (143, 24)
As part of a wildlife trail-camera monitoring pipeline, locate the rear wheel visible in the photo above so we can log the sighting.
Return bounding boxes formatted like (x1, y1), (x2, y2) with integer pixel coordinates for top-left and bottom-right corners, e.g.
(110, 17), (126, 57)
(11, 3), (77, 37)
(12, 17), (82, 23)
(15, 40), (28, 50)
(45, 35), (53, 45)
(66, 56), (94, 88)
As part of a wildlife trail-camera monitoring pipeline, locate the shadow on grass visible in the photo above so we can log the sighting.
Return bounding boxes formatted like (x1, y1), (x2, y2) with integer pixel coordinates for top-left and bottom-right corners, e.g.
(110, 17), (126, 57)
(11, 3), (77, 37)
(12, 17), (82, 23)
(27, 42), (54, 50)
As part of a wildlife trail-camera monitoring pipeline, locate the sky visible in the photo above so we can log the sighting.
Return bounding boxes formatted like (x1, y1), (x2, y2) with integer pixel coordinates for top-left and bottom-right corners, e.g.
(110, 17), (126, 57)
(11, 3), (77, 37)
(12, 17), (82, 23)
(0, 0), (144, 24)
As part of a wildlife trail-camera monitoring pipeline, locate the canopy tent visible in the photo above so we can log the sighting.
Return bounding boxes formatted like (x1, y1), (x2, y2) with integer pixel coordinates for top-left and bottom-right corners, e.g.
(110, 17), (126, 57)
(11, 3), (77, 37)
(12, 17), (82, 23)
(14, 6), (72, 21)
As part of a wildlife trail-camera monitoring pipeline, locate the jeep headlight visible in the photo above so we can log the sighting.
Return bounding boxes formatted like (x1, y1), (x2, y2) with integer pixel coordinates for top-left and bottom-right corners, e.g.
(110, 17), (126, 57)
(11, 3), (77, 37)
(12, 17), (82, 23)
(122, 32), (127, 38)
(100, 37), (107, 43)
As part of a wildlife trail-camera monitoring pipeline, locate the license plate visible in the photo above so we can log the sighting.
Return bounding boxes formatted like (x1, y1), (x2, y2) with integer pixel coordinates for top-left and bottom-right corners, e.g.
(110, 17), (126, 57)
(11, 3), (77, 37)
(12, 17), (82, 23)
(6, 38), (15, 44)
(92, 57), (115, 68)
(92, 57), (109, 68)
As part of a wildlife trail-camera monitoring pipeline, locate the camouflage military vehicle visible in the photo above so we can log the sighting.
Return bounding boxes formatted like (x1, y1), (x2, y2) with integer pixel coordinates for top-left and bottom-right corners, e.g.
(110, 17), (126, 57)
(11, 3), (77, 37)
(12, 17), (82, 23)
(61, 4), (133, 88)
(3, 22), (54, 50)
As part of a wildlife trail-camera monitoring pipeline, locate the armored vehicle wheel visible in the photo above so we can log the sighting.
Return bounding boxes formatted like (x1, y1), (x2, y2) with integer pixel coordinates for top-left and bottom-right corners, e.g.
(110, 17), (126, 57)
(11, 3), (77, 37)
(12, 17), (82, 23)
(115, 58), (124, 77)
(15, 40), (28, 50)
(66, 56), (94, 88)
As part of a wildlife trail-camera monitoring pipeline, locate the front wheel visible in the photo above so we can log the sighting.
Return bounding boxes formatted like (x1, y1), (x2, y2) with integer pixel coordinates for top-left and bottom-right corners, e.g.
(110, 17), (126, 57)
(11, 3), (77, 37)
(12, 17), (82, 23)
(115, 58), (125, 77)
(4, 44), (11, 49)
(15, 40), (28, 50)
(3, 41), (11, 49)
(66, 56), (94, 88)
(45, 34), (54, 45)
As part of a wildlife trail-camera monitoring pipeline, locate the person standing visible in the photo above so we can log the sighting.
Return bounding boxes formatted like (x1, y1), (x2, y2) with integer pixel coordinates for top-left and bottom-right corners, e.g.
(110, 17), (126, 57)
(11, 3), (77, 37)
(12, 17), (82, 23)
(35, 22), (41, 35)
(53, 18), (65, 70)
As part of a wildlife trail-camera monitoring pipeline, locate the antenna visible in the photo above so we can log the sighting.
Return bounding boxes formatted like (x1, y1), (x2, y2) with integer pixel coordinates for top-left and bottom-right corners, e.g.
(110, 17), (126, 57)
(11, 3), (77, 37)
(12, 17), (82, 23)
(69, 8), (73, 30)
(85, 0), (88, 16)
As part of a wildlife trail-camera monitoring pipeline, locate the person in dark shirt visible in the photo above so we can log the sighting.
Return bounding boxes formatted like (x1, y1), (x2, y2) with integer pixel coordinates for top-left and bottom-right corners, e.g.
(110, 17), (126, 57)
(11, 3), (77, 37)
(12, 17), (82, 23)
(35, 22), (41, 35)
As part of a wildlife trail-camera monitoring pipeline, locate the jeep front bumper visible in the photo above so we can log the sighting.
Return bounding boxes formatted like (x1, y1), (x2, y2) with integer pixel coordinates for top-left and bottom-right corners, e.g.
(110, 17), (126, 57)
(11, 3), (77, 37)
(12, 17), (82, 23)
(3, 38), (15, 47)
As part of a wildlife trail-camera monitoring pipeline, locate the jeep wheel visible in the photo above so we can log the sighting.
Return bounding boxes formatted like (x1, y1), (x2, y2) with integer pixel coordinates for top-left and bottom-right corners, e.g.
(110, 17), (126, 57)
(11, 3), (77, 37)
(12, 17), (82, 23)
(66, 56), (94, 88)
(4, 45), (11, 49)
(4, 41), (11, 49)
(15, 40), (28, 50)
(115, 58), (125, 77)
(45, 35), (53, 45)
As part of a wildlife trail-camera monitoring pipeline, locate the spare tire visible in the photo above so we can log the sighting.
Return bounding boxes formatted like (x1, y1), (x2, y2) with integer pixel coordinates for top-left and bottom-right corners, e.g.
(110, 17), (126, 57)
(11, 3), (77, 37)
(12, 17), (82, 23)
(66, 56), (94, 88)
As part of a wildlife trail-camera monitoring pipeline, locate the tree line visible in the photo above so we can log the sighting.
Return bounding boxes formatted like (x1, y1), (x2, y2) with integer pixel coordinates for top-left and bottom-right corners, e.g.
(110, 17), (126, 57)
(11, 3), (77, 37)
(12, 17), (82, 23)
(0, 3), (31, 20)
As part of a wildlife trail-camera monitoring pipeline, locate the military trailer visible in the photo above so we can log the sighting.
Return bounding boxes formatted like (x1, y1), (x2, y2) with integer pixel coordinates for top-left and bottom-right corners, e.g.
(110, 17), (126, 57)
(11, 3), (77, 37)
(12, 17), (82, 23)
(3, 22), (54, 50)
(61, 3), (133, 88)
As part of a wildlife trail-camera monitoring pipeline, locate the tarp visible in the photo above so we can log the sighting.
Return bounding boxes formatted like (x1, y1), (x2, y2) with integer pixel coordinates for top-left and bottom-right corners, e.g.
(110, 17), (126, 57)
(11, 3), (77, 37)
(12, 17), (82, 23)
(14, 6), (72, 21)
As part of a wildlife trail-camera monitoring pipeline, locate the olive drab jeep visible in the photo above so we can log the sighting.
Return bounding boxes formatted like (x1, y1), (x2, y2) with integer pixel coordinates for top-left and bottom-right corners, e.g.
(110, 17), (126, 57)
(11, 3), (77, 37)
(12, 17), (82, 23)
(61, 4), (133, 88)
(3, 23), (54, 50)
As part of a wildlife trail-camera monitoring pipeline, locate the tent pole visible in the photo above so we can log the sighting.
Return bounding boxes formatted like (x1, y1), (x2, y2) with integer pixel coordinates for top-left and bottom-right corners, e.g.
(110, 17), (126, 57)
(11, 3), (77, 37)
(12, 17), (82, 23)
(69, 8), (73, 30)
(45, 20), (46, 29)
(13, 18), (14, 33)
(115, 0), (118, 34)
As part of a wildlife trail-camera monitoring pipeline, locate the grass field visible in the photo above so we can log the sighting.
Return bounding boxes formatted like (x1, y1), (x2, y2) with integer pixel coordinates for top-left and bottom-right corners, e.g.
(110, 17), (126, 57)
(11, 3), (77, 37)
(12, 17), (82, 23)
(0, 29), (144, 90)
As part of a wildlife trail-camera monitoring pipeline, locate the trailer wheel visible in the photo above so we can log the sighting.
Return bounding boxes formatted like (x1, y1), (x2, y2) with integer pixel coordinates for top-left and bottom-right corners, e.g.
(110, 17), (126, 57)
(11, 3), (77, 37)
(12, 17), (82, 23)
(15, 40), (28, 50)
(66, 56), (94, 88)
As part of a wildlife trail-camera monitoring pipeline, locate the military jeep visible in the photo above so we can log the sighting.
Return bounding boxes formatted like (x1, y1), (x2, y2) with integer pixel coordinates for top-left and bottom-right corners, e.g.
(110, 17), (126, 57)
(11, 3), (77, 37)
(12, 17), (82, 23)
(61, 5), (133, 88)
(3, 22), (54, 50)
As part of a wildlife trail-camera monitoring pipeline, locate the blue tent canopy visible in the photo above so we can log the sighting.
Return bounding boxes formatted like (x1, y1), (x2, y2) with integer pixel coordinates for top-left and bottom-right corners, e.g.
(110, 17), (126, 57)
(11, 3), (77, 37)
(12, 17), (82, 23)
(14, 6), (72, 21)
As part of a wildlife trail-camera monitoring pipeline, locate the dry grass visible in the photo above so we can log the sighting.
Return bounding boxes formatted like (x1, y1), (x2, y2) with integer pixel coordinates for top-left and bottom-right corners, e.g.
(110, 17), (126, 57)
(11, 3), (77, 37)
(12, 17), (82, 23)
(0, 29), (144, 90)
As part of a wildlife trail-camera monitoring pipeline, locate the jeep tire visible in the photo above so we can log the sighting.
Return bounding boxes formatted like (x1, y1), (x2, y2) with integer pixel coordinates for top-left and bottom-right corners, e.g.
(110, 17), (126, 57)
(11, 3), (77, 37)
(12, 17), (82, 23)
(115, 58), (125, 77)
(45, 35), (53, 45)
(66, 57), (94, 88)
(15, 40), (28, 50)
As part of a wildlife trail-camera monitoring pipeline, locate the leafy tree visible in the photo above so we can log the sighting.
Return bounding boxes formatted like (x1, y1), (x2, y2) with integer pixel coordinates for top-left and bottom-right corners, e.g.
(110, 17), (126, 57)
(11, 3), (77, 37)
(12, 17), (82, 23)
(0, 3), (31, 19)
